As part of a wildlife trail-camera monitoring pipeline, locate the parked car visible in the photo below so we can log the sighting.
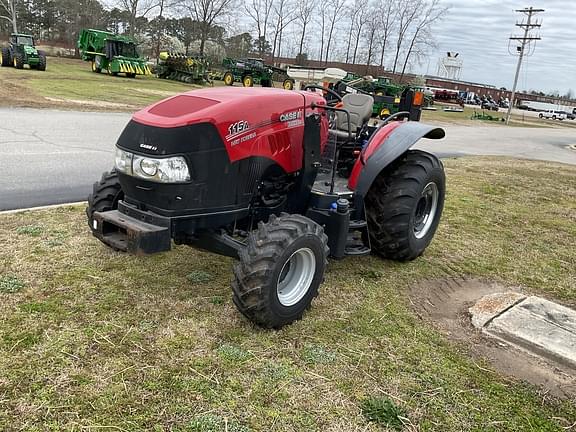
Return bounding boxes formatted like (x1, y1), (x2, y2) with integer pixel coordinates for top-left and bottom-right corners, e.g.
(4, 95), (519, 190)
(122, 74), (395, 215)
(481, 100), (499, 111)
(539, 110), (566, 120)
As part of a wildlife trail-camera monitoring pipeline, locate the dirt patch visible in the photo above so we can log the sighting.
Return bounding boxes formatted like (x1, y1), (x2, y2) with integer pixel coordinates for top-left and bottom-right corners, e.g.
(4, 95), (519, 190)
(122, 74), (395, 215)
(132, 88), (182, 97)
(409, 277), (576, 399)
(43, 97), (137, 110)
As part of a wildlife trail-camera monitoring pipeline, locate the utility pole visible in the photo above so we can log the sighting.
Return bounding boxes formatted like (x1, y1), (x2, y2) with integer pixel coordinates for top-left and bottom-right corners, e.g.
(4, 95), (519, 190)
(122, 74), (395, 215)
(505, 7), (544, 125)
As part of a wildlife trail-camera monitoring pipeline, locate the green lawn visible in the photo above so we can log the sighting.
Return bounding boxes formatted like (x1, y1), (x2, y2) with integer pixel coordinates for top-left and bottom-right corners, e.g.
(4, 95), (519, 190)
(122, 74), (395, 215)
(421, 104), (576, 129)
(0, 57), (202, 111)
(1, 157), (575, 431)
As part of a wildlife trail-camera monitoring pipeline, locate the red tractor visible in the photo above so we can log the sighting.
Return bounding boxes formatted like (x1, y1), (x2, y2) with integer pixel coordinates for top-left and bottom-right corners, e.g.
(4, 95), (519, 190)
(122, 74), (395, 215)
(87, 86), (445, 328)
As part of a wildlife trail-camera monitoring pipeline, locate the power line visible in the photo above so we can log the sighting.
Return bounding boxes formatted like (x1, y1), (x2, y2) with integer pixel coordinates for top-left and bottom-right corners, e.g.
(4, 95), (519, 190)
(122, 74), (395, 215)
(505, 7), (544, 125)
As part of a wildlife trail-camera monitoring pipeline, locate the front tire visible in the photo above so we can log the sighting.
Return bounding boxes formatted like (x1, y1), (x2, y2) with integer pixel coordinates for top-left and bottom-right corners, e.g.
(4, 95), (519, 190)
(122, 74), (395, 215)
(37, 52), (47, 71)
(365, 150), (445, 261)
(232, 214), (329, 328)
(242, 74), (253, 87)
(13, 53), (24, 69)
(86, 169), (124, 234)
(91, 60), (101, 73)
(283, 78), (294, 90)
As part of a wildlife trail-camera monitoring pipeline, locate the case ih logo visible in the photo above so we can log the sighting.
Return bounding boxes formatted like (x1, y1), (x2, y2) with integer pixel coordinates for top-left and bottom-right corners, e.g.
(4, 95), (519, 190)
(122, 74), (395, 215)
(139, 143), (158, 151)
(279, 110), (302, 122)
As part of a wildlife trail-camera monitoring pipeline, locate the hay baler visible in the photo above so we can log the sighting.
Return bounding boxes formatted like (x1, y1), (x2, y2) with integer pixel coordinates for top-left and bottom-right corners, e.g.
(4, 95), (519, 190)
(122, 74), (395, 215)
(78, 29), (151, 78)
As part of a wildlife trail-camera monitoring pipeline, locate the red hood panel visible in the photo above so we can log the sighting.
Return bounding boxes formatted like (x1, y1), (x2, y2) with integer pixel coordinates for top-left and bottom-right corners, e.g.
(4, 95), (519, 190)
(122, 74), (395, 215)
(148, 95), (220, 118)
(129, 88), (327, 174)
(133, 87), (313, 128)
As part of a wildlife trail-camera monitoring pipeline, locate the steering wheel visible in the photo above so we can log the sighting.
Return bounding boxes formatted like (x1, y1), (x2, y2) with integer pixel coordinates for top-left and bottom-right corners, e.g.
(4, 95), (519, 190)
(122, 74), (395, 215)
(304, 85), (344, 129)
(303, 84), (343, 106)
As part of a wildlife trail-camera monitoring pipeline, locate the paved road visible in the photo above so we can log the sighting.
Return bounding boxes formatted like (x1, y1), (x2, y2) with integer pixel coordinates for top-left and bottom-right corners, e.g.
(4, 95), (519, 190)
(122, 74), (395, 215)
(0, 108), (129, 211)
(1, 108), (575, 211)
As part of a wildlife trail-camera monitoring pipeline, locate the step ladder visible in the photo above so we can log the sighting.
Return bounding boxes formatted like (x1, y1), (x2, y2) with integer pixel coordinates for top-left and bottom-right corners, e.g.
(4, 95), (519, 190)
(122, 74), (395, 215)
(345, 219), (371, 256)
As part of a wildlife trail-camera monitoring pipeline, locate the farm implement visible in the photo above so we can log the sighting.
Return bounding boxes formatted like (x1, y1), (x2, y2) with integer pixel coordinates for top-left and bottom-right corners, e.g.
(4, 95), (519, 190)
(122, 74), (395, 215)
(156, 52), (210, 84)
(78, 29), (151, 78)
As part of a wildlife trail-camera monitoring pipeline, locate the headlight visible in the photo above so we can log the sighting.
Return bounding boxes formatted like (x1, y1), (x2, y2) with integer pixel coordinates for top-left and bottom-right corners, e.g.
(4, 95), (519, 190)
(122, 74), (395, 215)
(114, 148), (190, 183)
(115, 148), (133, 175)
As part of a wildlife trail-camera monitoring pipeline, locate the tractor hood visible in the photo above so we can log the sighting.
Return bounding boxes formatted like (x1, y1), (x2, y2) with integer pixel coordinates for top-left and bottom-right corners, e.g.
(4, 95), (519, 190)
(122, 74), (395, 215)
(23, 45), (38, 55)
(118, 87), (327, 175)
(131, 87), (326, 129)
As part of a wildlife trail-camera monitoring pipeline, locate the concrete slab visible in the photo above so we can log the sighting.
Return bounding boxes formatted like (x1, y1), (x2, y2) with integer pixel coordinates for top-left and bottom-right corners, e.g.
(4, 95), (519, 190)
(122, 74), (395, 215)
(469, 292), (526, 328)
(470, 294), (576, 369)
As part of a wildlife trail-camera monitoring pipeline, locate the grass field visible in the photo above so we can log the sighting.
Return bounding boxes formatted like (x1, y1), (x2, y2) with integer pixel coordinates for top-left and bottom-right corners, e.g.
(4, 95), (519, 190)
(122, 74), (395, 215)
(1, 157), (575, 431)
(0, 57), (199, 111)
(420, 105), (576, 129)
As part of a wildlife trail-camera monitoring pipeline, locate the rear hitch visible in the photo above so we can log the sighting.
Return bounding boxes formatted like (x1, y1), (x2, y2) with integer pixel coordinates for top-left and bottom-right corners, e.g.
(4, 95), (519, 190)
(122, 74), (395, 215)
(92, 210), (171, 255)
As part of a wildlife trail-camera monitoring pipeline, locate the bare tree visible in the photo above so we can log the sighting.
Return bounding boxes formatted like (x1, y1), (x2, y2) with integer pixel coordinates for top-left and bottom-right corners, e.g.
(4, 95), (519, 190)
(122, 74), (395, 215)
(344, 1), (359, 63)
(323, 0), (346, 63)
(295, 0), (316, 56)
(318, 5), (326, 61)
(399, 0), (446, 79)
(391, 0), (419, 73)
(270, 0), (296, 61)
(363, 9), (379, 73)
(350, 0), (369, 64)
(117, 0), (160, 36)
(183, 0), (236, 55)
(378, 0), (396, 67)
(245, 0), (275, 55)
(0, 0), (17, 33)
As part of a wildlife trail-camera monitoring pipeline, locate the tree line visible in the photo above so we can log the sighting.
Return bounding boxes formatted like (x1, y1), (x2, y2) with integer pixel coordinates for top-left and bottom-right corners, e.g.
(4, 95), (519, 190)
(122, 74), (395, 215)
(1, 0), (447, 74)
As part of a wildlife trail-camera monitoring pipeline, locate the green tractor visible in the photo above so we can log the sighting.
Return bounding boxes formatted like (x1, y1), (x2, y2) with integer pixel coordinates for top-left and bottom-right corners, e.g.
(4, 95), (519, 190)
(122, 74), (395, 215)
(0, 33), (47, 71)
(77, 29), (151, 78)
(339, 74), (407, 118)
(218, 57), (294, 89)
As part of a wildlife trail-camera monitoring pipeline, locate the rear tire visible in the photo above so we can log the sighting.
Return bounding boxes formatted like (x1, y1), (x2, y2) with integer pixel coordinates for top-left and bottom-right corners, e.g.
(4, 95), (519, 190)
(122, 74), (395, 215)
(86, 169), (124, 234)
(232, 214), (329, 328)
(0, 47), (11, 66)
(365, 150), (445, 261)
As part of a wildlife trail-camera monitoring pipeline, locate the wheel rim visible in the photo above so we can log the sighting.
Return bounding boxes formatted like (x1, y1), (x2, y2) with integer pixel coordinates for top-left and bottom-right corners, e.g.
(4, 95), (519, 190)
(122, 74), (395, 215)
(413, 182), (439, 239)
(244, 77), (252, 87)
(225, 74), (232, 85)
(277, 248), (316, 307)
(284, 80), (292, 90)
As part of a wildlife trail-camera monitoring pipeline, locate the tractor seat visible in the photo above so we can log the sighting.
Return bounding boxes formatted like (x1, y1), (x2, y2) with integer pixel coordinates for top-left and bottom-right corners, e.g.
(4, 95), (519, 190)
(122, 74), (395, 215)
(331, 93), (374, 140)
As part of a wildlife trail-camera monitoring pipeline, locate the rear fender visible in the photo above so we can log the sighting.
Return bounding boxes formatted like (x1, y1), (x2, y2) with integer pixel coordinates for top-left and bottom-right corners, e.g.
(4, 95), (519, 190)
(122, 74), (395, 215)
(348, 122), (445, 197)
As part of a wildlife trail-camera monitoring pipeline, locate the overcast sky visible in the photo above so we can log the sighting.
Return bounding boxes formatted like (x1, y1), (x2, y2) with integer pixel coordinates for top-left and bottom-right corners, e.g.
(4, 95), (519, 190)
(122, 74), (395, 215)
(423, 0), (573, 95)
